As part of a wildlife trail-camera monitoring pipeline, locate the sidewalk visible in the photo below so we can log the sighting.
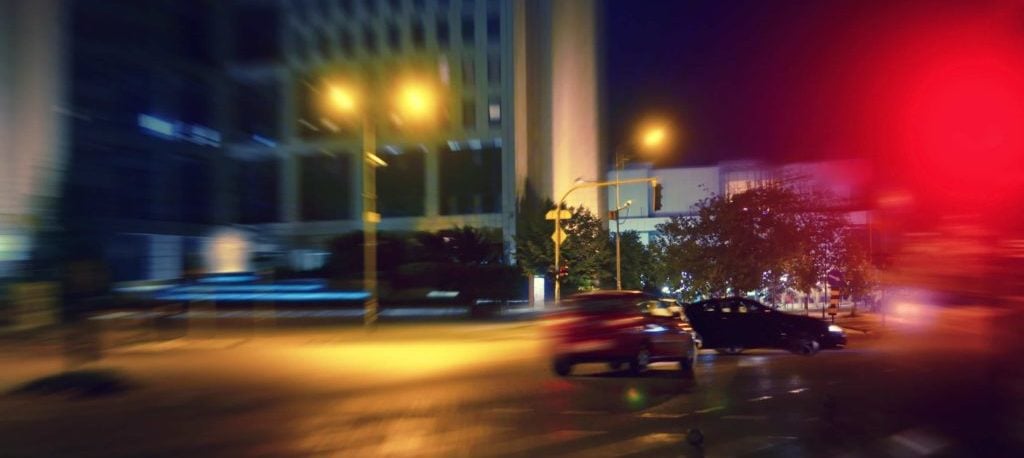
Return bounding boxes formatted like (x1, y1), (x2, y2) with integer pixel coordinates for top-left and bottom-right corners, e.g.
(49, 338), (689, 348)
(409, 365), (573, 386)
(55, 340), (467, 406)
(780, 305), (889, 335)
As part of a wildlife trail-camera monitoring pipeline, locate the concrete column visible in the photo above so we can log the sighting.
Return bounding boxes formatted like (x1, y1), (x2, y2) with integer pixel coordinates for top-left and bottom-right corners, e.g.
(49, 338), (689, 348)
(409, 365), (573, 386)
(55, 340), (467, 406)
(0, 0), (67, 276)
(425, 147), (440, 217)
(350, 152), (364, 221)
(279, 74), (299, 223)
(280, 153), (299, 223)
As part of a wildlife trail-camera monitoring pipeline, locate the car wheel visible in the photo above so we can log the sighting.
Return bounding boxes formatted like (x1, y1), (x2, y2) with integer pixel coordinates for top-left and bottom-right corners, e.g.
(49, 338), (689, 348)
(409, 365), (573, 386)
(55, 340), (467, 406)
(679, 341), (697, 374)
(553, 358), (573, 376)
(791, 338), (820, 356)
(715, 345), (744, 355)
(628, 346), (650, 376)
(608, 361), (625, 372)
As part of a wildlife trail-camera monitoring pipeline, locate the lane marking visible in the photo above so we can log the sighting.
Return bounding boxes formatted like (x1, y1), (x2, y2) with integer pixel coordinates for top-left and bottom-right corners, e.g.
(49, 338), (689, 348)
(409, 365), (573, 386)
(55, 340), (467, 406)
(748, 395), (773, 402)
(695, 406), (725, 414)
(639, 412), (689, 419)
(486, 429), (605, 456)
(565, 432), (685, 458)
(788, 388), (809, 394)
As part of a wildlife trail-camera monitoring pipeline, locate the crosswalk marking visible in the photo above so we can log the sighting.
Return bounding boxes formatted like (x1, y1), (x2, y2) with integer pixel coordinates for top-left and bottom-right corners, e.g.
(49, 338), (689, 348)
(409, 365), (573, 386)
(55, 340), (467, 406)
(564, 432), (686, 457)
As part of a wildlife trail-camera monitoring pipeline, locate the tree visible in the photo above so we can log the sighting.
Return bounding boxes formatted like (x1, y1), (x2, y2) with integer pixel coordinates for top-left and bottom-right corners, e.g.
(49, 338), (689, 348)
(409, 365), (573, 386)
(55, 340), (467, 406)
(608, 231), (659, 291)
(559, 206), (613, 292)
(654, 184), (873, 304)
(514, 185), (612, 294)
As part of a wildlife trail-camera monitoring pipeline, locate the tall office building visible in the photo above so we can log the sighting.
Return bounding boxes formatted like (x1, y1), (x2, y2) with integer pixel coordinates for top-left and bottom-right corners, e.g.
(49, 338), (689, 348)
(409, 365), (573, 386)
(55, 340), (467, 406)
(228, 0), (606, 264)
(1, 0), (605, 282)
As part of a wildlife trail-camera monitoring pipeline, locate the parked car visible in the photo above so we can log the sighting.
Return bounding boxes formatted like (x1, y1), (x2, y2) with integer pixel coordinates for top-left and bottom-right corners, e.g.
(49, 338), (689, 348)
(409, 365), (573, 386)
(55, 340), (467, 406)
(683, 297), (846, 355)
(546, 291), (699, 376)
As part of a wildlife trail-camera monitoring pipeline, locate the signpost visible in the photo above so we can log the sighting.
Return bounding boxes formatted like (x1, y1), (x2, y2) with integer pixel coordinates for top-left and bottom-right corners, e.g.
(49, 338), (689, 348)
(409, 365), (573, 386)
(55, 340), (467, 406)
(826, 269), (843, 323)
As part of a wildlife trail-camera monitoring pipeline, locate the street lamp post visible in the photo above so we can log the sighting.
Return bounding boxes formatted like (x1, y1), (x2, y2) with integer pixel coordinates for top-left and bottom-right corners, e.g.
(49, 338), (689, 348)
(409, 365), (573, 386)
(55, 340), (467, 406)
(323, 79), (439, 327)
(554, 177), (658, 304)
(612, 123), (669, 290)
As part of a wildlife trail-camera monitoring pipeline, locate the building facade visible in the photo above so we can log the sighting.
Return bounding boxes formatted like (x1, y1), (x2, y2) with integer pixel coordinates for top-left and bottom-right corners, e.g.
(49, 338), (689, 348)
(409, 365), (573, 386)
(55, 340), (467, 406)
(1, 0), (606, 282)
(605, 159), (872, 244)
(227, 0), (606, 267)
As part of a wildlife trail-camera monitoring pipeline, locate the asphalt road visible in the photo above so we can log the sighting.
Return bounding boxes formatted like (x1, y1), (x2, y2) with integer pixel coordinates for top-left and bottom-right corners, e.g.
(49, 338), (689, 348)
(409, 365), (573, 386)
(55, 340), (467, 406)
(0, 306), (1021, 457)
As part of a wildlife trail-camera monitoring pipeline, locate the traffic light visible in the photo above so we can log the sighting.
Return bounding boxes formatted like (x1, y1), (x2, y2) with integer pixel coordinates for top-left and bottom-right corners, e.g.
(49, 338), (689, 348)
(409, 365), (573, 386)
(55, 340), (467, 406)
(609, 209), (619, 220)
(557, 265), (569, 279)
(653, 184), (664, 211)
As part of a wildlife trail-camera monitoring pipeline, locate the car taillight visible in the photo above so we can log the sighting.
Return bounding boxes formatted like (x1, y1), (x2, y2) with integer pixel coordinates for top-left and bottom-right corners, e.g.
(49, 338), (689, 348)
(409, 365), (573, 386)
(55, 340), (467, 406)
(605, 316), (643, 328)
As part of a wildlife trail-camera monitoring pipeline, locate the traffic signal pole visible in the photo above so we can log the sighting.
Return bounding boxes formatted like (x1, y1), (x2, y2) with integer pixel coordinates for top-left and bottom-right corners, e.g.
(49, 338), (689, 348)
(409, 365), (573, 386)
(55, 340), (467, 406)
(553, 177), (659, 304)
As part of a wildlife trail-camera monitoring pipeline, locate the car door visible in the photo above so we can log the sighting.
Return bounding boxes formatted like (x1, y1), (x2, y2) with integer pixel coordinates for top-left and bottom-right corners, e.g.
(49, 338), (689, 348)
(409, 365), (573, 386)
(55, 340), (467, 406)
(715, 298), (750, 347)
(737, 299), (774, 348)
(684, 300), (720, 347)
(638, 300), (688, 358)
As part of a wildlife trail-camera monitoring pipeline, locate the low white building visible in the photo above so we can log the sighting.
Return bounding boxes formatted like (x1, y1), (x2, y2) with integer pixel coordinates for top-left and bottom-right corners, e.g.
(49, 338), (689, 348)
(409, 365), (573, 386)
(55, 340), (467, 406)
(605, 159), (872, 244)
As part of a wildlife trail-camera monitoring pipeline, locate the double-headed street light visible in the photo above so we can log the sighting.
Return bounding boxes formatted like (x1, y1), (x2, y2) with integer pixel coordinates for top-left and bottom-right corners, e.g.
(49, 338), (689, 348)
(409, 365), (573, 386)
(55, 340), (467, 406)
(613, 120), (672, 290)
(322, 77), (440, 327)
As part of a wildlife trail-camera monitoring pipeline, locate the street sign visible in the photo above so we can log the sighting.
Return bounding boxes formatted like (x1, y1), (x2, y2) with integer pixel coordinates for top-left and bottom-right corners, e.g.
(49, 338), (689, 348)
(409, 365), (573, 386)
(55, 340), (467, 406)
(551, 227), (568, 244)
(827, 269), (844, 288)
(545, 209), (571, 220)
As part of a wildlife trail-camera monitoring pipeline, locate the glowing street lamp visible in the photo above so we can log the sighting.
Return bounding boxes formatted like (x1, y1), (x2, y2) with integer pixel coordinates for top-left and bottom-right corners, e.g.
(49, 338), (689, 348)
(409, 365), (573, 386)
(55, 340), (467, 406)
(394, 82), (437, 124)
(327, 84), (359, 114)
(612, 120), (674, 290)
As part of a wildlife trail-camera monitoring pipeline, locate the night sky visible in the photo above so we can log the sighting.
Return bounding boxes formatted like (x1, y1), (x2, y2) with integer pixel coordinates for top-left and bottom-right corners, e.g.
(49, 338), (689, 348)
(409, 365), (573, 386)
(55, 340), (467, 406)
(605, 0), (1024, 172)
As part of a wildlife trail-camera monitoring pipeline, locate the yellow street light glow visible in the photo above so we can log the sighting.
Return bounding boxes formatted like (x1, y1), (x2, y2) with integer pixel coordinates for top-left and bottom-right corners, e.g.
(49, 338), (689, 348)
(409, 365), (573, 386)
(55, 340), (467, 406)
(327, 85), (358, 114)
(396, 82), (436, 122)
(641, 126), (667, 150)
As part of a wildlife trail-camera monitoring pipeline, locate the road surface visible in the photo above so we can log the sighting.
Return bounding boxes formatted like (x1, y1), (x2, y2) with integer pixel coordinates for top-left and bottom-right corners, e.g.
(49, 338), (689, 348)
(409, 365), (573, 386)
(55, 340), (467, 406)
(0, 306), (1020, 457)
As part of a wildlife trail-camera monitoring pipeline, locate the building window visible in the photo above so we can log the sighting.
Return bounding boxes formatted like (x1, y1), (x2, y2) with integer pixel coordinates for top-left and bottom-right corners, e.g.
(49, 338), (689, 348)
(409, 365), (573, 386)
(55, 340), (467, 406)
(462, 56), (475, 86)
(389, 0), (402, 13)
(413, 0), (426, 11)
(317, 28), (332, 58)
(363, 26), (377, 55)
(340, 0), (355, 15)
(362, 0), (376, 16)
(463, 98), (476, 130)
(387, 23), (401, 52)
(487, 97), (501, 126)
(487, 14), (499, 43)
(461, 0), (475, 14)
(339, 28), (354, 56)
(412, 20), (425, 49)
(487, 51), (500, 84)
(234, 5), (280, 62)
(436, 16), (450, 49)
(461, 16), (474, 46)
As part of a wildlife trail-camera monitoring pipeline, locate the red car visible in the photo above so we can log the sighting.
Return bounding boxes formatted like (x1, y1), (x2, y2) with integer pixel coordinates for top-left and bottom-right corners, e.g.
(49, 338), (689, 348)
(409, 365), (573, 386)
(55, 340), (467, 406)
(545, 291), (698, 376)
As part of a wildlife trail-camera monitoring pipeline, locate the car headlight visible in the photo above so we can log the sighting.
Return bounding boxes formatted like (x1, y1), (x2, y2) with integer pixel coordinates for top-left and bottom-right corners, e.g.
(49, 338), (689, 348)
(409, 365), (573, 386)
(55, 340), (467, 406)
(828, 324), (843, 333)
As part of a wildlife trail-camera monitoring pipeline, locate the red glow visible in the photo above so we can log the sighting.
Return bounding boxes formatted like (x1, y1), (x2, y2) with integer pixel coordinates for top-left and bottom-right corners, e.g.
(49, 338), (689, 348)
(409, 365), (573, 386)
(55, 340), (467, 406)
(864, 6), (1024, 213)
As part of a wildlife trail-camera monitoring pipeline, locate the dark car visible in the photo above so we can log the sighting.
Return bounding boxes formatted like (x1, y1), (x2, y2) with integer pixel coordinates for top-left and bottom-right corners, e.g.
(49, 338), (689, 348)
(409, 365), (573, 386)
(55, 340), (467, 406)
(546, 291), (698, 376)
(683, 297), (846, 355)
